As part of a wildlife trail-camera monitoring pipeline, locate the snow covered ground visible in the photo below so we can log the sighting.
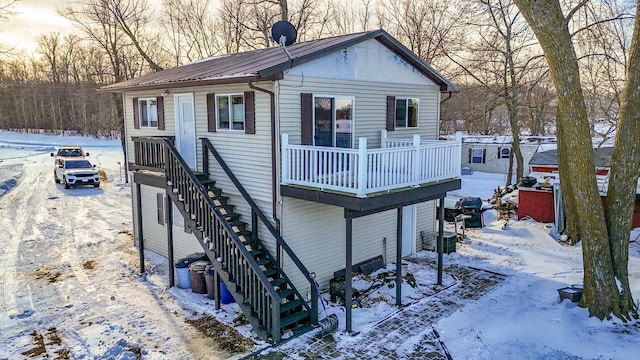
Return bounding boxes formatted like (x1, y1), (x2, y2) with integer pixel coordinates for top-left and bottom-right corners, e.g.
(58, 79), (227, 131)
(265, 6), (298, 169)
(1, 130), (639, 359)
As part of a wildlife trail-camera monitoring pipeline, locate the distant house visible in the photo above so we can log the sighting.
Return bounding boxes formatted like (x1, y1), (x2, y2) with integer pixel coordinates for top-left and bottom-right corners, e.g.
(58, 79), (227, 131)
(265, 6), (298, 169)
(102, 29), (461, 341)
(518, 146), (640, 230)
(459, 135), (555, 175)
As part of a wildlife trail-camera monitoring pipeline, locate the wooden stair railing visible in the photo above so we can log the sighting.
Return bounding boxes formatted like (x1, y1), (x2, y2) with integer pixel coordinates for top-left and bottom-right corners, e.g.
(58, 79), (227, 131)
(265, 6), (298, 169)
(133, 136), (316, 342)
(201, 138), (319, 329)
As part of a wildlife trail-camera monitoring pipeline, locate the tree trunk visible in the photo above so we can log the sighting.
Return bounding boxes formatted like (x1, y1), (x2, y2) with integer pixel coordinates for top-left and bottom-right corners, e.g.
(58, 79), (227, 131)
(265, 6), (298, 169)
(514, 0), (621, 320)
(604, 4), (640, 320)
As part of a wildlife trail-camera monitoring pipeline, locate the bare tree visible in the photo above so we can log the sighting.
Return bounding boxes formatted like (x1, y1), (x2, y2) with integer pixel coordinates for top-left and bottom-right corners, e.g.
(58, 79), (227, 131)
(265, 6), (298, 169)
(514, 0), (638, 321)
(0, 0), (16, 21)
(378, 0), (469, 72)
(161, 0), (222, 64)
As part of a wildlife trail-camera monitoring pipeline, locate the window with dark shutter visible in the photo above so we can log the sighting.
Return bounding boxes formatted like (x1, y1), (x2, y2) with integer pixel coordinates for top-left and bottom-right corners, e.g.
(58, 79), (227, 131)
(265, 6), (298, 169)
(301, 93), (313, 145)
(471, 148), (485, 164)
(207, 93), (216, 132)
(156, 96), (165, 130)
(244, 91), (255, 134)
(386, 96), (396, 131)
(133, 98), (140, 129)
(156, 193), (164, 225)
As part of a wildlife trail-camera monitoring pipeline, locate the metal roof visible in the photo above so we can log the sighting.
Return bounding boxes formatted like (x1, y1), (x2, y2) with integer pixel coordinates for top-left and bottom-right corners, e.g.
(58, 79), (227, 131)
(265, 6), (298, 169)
(100, 29), (457, 92)
(530, 147), (613, 168)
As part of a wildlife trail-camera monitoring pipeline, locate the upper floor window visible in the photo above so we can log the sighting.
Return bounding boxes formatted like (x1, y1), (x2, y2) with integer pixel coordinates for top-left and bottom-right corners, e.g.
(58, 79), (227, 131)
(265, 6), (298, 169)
(217, 94), (245, 130)
(139, 98), (158, 128)
(395, 98), (419, 128)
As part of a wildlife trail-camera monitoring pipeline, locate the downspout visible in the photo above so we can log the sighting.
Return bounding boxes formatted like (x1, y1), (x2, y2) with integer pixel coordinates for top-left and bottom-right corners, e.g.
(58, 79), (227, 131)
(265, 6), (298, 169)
(440, 91), (454, 104)
(247, 81), (281, 234)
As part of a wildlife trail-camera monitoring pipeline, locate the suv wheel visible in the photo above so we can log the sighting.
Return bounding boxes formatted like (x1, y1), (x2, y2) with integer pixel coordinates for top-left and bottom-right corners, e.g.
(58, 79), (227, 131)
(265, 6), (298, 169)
(54, 171), (60, 183)
(63, 177), (70, 189)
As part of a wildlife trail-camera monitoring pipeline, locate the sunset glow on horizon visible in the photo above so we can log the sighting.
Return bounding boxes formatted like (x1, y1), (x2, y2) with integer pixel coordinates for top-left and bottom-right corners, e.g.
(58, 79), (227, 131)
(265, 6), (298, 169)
(0, 0), (74, 54)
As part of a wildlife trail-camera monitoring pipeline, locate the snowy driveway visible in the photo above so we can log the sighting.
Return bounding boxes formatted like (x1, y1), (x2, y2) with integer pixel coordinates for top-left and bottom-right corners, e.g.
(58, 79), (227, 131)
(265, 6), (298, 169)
(0, 136), (229, 359)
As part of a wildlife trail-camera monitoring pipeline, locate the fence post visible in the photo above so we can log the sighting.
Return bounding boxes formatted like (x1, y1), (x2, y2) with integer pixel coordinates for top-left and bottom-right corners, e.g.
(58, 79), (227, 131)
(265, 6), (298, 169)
(455, 131), (463, 176)
(281, 134), (289, 185)
(357, 137), (368, 197)
(381, 129), (388, 148)
(413, 134), (421, 185)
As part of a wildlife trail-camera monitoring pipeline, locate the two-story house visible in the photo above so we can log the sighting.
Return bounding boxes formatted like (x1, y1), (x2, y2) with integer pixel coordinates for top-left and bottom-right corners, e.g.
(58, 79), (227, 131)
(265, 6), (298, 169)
(101, 29), (461, 342)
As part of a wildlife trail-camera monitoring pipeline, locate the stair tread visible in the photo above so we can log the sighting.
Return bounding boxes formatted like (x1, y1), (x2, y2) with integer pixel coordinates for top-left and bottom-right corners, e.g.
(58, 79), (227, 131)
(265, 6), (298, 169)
(270, 278), (286, 287)
(263, 268), (279, 278)
(278, 288), (296, 298)
(280, 310), (310, 328)
(280, 299), (303, 313)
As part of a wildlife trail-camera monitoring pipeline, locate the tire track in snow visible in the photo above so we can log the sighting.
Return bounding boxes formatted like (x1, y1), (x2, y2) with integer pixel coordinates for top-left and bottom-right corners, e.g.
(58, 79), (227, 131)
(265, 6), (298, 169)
(0, 155), (52, 318)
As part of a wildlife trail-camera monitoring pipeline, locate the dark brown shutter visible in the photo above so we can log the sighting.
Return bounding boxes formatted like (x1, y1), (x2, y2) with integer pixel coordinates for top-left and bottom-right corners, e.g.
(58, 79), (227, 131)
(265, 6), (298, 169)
(468, 149), (472, 163)
(133, 98), (140, 129)
(301, 93), (313, 145)
(156, 96), (165, 130)
(156, 193), (164, 225)
(244, 91), (255, 134)
(482, 149), (486, 163)
(207, 93), (216, 132)
(386, 96), (396, 131)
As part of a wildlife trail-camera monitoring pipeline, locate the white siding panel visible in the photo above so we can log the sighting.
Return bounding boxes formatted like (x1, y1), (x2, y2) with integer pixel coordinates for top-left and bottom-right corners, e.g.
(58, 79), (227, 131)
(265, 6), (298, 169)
(125, 83), (279, 253)
(140, 185), (206, 261)
(416, 201), (437, 251)
(281, 198), (398, 293)
(277, 76), (440, 149)
(287, 39), (436, 86)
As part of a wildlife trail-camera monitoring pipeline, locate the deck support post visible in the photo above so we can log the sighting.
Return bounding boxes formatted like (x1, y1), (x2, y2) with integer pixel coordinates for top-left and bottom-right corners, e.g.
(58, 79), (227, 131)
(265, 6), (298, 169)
(166, 189), (175, 288)
(214, 270), (221, 310)
(396, 207), (403, 306)
(136, 183), (145, 274)
(437, 197), (445, 285)
(345, 210), (354, 333)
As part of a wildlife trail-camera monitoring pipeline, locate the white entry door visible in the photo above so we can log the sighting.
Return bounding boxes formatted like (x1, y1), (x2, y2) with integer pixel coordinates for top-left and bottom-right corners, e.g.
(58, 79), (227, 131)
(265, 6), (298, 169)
(402, 205), (416, 256)
(174, 93), (196, 169)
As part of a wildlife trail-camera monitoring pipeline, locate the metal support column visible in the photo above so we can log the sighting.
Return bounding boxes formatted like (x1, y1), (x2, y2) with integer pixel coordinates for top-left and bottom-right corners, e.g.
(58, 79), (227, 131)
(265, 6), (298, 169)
(136, 183), (145, 274)
(396, 207), (403, 306)
(214, 270), (221, 310)
(345, 210), (354, 333)
(437, 197), (445, 285)
(166, 191), (175, 288)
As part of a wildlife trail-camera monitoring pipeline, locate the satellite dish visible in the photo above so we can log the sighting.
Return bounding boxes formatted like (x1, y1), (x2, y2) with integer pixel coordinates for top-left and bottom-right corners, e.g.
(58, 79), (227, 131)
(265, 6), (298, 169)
(271, 21), (297, 47)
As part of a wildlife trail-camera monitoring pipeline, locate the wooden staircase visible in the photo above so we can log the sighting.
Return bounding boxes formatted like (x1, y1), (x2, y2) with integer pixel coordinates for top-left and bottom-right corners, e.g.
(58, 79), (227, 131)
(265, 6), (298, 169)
(133, 136), (318, 343)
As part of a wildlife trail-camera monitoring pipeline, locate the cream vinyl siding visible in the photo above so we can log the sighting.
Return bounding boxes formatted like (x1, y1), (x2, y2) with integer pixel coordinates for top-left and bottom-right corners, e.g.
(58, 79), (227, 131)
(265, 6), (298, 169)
(139, 184), (206, 260)
(123, 91), (175, 165)
(125, 83), (278, 253)
(281, 198), (399, 293)
(461, 142), (540, 175)
(191, 83), (277, 253)
(415, 201), (437, 250)
(277, 76), (440, 148)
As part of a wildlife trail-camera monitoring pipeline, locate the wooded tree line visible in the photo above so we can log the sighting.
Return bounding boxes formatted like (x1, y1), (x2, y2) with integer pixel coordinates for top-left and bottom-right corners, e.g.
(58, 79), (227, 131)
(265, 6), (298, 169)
(0, 0), (631, 141)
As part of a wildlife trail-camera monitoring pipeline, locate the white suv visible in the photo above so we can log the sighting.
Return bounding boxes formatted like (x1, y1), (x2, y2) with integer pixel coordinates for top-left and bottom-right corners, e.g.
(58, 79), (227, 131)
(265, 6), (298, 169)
(54, 159), (100, 189)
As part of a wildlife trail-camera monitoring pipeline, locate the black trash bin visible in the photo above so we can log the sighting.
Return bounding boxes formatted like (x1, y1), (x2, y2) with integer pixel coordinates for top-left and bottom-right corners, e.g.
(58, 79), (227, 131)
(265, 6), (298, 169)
(455, 197), (484, 228)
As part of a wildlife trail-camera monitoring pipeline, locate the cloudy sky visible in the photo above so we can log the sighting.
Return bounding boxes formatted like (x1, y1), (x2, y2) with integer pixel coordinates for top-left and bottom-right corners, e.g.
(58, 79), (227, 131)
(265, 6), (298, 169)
(1, 0), (74, 53)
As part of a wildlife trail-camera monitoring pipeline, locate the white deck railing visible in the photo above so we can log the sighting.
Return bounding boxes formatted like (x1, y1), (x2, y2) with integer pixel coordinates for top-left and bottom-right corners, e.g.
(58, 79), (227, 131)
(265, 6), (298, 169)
(281, 132), (462, 197)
